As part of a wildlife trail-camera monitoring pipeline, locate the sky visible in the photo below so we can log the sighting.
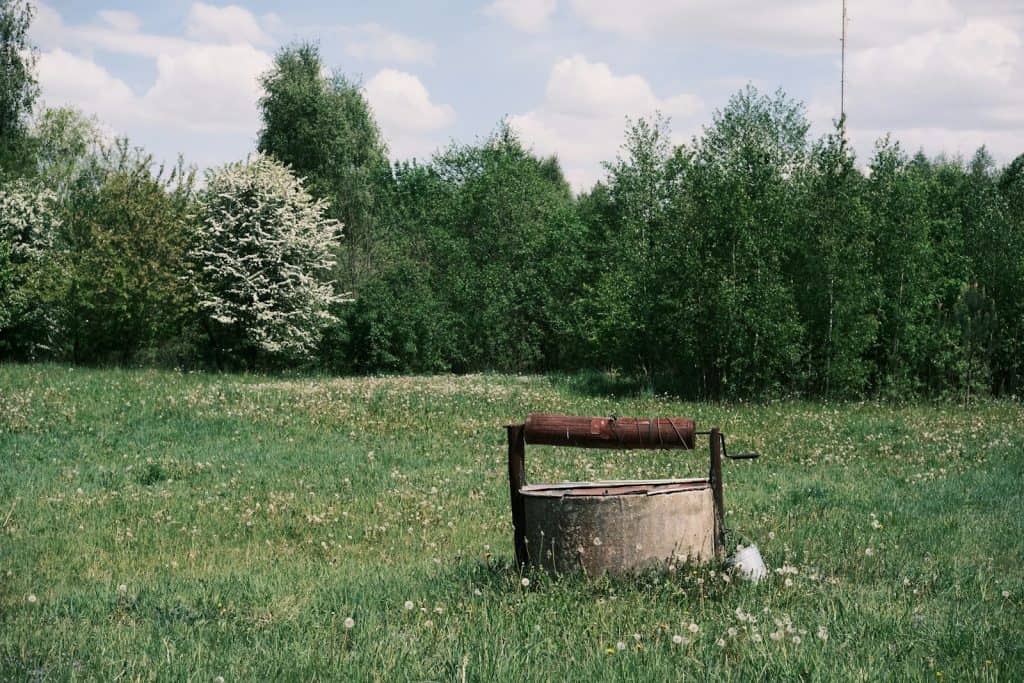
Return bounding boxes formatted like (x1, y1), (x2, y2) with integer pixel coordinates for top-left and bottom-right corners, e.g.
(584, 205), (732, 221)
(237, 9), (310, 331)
(30, 0), (1024, 191)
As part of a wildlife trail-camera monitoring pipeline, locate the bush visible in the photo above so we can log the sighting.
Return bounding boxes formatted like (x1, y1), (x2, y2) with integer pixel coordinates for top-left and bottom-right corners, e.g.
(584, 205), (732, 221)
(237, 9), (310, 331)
(0, 179), (62, 357)
(190, 153), (346, 368)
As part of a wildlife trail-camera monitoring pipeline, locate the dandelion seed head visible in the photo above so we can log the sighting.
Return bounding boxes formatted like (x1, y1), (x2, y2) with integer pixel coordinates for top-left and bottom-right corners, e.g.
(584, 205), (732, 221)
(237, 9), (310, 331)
(716, 638), (726, 648)
(615, 641), (626, 651)
(520, 577), (530, 587)
(792, 635), (801, 644)
(26, 594), (37, 604)
(688, 622), (699, 633)
(727, 627), (738, 637)
(817, 626), (829, 641)
(404, 600), (414, 610)
(1002, 590), (1010, 598)
(672, 634), (684, 644)
(117, 584), (128, 594)
(343, 617), (355, 629)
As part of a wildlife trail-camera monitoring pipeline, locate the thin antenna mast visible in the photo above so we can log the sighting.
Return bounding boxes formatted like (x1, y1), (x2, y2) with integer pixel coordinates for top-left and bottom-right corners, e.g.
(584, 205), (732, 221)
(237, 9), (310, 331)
(840, 0), (847, 119)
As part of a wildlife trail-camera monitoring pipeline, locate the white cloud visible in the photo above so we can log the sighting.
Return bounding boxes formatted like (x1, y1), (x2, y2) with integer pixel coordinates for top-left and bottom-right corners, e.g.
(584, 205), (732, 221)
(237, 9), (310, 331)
(33, 2), (192, 58)
(185, 3), (272, 46)
(809, 17), (1024, 165)
(485, 0), (558, 33)
(145, 44), (272, 133)
(568, 0), (962, 54)
(97, 10), (142, 33)
(337, 23), (437, 65)
(36, 49), (141, 128)
(510, 55), (703, 191)
(32, 3), (272, 139)
(364, 69), (455, 159)
(364, 70), (455, 133)
(37, 44), (270, 136)
(848, 20), (1022, 130)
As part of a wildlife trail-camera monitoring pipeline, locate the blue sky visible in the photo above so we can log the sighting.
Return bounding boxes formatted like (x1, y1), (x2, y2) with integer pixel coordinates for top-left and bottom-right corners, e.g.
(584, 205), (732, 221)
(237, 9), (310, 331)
(32, 1), (1024, 190)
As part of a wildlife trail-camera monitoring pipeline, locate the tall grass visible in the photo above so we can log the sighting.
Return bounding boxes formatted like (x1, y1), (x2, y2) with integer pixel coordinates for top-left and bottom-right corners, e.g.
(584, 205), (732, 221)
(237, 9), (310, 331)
(2, 364), (1021, 680)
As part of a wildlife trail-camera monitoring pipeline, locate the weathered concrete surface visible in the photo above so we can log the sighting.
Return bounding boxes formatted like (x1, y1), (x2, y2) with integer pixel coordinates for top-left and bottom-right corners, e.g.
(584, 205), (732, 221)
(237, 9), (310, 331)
(520, 480), (715, 575)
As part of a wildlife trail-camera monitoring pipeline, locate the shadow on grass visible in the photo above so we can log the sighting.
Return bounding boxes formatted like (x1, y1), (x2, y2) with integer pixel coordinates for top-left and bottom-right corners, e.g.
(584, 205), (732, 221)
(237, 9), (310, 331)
(547, 371), (658, 399)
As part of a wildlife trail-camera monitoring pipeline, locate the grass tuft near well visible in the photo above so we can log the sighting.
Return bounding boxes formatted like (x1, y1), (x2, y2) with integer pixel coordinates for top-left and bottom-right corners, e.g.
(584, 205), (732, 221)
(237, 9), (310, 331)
(2, 364), (1022, 680)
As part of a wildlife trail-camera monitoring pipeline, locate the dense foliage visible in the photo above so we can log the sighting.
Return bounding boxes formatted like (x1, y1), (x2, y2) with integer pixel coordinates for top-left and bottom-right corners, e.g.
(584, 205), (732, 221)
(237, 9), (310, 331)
(258, 43), (390, 293)
(0, 0), (37, 176)
(1, 14), (1022, 398)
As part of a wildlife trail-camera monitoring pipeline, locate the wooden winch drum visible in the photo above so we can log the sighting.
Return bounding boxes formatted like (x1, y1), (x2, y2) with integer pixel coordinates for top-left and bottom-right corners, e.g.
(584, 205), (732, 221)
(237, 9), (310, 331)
(507, 414), (743, 575)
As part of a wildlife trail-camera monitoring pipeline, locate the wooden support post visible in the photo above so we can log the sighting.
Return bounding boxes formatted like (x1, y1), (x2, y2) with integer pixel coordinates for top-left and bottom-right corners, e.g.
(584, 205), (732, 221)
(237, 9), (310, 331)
(709, 426), (725, 558)
(507, 424), (527, 566)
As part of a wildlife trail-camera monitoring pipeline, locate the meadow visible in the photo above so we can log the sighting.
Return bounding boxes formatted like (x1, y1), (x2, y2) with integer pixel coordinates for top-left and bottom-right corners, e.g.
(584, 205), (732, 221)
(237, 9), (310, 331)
(1, 364), (1022, 681)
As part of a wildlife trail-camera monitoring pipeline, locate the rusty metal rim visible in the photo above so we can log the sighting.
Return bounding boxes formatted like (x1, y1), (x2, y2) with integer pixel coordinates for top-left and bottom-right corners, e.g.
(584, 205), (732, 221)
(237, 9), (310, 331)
(520, 478), (710, 498)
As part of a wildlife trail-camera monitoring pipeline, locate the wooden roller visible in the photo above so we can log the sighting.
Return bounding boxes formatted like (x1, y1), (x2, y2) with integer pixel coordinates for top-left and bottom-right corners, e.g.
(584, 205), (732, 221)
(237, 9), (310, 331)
(523, 413), (695, 450)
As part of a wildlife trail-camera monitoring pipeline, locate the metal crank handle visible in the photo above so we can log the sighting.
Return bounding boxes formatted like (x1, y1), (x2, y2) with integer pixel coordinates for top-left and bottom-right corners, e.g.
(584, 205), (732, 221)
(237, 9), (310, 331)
(718, 433), (760, 460)
(726, 452), (760, 460)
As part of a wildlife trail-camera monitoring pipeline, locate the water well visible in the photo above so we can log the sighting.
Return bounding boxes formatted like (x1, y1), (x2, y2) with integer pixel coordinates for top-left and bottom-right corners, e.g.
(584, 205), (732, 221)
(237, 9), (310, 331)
(507, 414), (758, 575)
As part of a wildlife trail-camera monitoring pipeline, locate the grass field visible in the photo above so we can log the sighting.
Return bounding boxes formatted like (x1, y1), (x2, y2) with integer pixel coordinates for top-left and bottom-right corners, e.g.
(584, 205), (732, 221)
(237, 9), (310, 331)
(2, 364), (1022, 681)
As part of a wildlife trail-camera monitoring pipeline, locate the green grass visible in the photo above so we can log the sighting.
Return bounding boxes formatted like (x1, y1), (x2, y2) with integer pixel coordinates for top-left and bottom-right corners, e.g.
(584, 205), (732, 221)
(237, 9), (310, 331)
(2, 364), (1022, 681)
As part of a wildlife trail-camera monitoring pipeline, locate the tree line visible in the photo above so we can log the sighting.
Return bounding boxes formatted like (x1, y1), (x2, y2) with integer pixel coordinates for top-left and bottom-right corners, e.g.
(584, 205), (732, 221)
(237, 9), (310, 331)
(2, 2), (1022, 398)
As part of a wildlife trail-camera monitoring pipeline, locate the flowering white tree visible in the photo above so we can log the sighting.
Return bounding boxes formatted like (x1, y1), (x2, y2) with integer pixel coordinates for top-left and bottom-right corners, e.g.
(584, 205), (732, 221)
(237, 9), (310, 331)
(191, 154), (345, 364)
(0, 180), (61, 356)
